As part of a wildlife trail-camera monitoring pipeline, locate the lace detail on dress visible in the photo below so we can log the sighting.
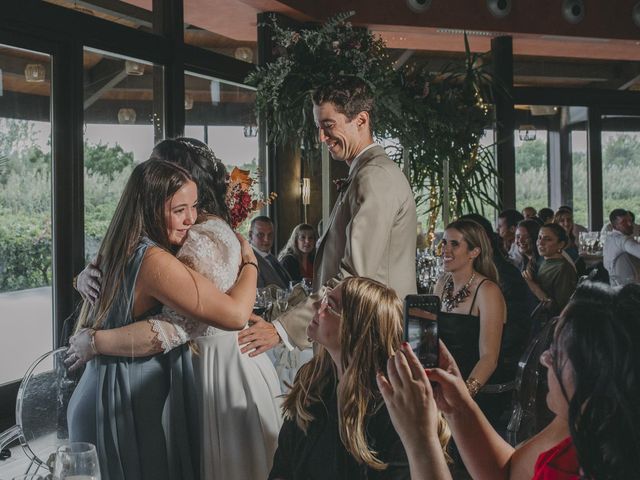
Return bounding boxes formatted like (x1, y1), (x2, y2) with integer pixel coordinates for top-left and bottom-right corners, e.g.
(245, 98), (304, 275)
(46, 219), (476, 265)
(159, 218), (243, 339)
(148, 318), (190, 354)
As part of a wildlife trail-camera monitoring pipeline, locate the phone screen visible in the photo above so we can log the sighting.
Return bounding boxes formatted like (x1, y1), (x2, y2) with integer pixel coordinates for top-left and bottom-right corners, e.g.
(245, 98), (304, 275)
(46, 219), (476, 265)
(404, 295), (439, 368)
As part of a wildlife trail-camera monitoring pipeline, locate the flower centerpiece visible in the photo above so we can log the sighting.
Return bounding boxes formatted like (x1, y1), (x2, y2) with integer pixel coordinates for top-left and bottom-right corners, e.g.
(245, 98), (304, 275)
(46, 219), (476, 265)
(226, 167), (277, 229)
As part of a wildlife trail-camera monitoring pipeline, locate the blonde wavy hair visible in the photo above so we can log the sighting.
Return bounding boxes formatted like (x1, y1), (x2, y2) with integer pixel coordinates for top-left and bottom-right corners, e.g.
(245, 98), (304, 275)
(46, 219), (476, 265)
(446, 219), (499, 284)
(283, 276), (451, 469)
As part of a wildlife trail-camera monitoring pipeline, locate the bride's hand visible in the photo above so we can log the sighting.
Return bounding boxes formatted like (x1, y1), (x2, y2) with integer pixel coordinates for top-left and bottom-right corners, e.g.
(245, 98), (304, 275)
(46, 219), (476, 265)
(235, 233), (257, 264)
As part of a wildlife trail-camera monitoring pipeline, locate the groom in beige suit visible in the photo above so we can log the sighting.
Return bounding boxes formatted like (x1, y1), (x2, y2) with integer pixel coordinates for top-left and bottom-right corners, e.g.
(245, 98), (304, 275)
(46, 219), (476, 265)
(239, 77), (417, 354)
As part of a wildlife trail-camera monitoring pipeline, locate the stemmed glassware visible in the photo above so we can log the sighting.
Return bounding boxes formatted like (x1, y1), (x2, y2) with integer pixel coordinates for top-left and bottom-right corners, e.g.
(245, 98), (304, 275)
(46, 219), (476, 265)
(276, 289), (289, 312)
(253, 288), (273, 317)
(52, 442), (101, 479)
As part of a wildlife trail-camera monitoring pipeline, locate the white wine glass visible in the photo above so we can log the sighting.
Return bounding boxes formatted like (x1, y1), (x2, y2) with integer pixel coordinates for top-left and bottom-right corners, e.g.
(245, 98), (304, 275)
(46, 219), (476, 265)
(53, 442), (101, 479)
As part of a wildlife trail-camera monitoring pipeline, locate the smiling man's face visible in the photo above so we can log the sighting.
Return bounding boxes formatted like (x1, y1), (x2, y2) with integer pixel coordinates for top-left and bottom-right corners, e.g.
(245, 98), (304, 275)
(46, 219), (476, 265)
(313, 101), (369, 166)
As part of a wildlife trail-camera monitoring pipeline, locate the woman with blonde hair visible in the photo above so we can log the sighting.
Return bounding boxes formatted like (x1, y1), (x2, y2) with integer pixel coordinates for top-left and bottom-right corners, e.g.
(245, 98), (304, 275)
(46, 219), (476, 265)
(278, 223), (317, 283)
(435, 219), (506, 399)
(269, 276), (450, 480)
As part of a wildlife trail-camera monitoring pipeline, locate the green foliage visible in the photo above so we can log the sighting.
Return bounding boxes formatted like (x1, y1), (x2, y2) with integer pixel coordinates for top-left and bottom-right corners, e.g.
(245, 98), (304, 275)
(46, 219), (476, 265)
(247, 13), (499, 226)
(603, 134), (640, 168)
(516, 139), (546, 171)
(84, 141), (134, 179)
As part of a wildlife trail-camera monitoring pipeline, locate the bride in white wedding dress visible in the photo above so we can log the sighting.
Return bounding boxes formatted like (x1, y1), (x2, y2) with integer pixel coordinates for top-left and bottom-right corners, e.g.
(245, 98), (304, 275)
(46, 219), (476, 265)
(68, 138), (282, 479)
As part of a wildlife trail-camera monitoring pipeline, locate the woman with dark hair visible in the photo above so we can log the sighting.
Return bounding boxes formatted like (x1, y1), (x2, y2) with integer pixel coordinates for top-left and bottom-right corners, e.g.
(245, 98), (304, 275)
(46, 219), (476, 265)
(378, 282), (640, 479)
(269, 277), (450, 480)
(435, 219), (506, 397)
(70, 139), (282, 479)
(278, 223), (317, 283)
(67, 159), (258, 480)
(522, 223), (577, 318)
(516, 219), (543, 277)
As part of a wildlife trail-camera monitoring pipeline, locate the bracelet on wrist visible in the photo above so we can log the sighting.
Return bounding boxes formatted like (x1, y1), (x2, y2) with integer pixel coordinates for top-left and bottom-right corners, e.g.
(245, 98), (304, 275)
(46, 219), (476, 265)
(465, 376), (482, 398)
(88, 329), (98, 355)
(240, 261), (259, 273)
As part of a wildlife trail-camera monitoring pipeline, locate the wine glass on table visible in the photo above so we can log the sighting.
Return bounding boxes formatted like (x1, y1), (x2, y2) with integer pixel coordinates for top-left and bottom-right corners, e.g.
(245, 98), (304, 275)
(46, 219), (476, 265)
(276, 289), (289, 312)
(53, 442), (101, 479)
(253, 288), (270, 318)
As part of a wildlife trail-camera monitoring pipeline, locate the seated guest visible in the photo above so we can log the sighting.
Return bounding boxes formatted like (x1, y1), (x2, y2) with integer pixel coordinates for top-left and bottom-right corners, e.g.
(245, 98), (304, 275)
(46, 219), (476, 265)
(377, 282), (640, 480)
(522, 224), (577, 319)
(497, 209), (525, 268)
(603, 208), (640, 286)
(553, 207), (586, 276)
(460, 214), (532, 428)
(558, 204), (588, 239)
(269, 277), (449, 479)
(278, 223), (317, 283)
(435, 219), (506, 398)
(522, 206), (537, 219)
(249, 216), (292, 289)
(517, 219), (543, 277)
(602, 209), (640, 237)
(538, 207), (554, 225)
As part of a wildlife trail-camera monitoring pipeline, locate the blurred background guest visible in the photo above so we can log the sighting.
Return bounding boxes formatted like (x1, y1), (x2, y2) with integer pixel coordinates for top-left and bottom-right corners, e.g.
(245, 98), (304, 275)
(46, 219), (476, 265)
(558, 205), (587, 239)
(516, 219), (543, 277)
(497, 209), (525, 268)
(521, 206), (537, 219)
(522, 223), (577, 321)
(538, 207), (555, 224)
(278, 223), (317, 283)
(553, 207), (585, 276)
(604, 208), (640, 286)
(249, 216), (292, 289)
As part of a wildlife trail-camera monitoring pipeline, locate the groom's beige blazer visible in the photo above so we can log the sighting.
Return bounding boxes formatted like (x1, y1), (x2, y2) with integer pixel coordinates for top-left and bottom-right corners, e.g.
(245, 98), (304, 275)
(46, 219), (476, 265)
(278, 144), (417, 348)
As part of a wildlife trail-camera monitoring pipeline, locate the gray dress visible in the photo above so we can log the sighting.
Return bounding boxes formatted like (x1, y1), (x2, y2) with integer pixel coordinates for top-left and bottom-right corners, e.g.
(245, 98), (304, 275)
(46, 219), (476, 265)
(67, 238), (199, 480)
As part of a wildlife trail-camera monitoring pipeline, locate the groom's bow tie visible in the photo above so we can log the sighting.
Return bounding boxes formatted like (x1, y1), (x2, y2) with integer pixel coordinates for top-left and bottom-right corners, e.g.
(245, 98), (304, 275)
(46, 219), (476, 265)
(333, 177), (351, 193)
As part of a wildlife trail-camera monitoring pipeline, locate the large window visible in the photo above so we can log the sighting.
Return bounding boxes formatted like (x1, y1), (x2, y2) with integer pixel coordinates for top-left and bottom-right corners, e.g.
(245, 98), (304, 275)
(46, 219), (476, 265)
(602, 126), (640, 222)
(83, 49), (163, 261)
(184, 72), (260, 234)
(570, 129), (588, 227)
(0, 45), (53, 385)
(515, 128), (549, 212)
(44, 0), (154, 31)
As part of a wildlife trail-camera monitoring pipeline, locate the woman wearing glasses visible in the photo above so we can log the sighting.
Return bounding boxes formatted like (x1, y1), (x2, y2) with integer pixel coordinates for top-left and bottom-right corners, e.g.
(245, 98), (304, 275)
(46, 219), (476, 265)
(269, 277), (451, 480)
(377, 282), (640, 479)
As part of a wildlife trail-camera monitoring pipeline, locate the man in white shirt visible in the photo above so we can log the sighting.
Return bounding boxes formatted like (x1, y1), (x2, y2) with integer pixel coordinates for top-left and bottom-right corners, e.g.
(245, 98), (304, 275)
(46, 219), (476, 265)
(603, 208), (640, 286)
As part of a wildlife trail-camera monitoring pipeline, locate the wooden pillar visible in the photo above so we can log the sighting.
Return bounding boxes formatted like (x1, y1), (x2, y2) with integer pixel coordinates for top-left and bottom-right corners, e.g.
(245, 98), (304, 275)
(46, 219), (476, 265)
(587, 107), (604, 230)
(548, 108), (572, 209)
(491, 36), (516, 210)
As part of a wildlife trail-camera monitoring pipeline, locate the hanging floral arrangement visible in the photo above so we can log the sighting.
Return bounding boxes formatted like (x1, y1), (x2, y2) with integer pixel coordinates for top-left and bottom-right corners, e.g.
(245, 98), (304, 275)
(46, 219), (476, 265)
(246, 12), (499, 231)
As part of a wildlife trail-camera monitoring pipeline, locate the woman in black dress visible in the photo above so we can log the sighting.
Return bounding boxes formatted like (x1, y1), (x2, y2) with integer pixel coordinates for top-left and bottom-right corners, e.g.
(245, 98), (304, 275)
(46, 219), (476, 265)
(278, 223), (317, 283)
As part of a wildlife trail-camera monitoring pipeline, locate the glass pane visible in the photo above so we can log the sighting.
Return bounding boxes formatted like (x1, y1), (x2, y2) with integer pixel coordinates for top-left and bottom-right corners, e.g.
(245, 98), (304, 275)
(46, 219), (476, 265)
(184, 72), (261, 235)
(602, 127), (640, 225)
(44, 0), (153, 32)
(515, 129), (548, 212)
(84, 48), (163, 261)
(0, 44), (53, 384)
(184, 1), (257, 64)
(570, 129), (588, 227)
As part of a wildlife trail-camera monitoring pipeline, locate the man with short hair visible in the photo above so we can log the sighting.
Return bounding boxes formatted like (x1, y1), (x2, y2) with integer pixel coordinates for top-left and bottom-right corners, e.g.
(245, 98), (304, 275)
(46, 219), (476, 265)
(247, 216), (291, 290)
(497, 209), (524, 268)
(522, 206), (537, 220)
(239, 77), (417, 355)
(603, 208), (640, 286)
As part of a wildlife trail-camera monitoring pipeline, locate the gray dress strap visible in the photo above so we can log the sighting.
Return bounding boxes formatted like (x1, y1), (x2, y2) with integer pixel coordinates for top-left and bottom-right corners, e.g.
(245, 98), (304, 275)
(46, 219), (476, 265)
(68, 238), (199, 480)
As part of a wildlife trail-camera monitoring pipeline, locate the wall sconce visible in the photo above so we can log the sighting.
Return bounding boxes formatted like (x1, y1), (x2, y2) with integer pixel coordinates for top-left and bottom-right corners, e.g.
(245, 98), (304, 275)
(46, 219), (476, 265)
(234, 47), (254, 63)
(243, 124), (258, 137)
(24, 64), (46, 83)
(301, 177), (311, 223)
(184, 93), (194, 110)
(117, 108), (137, 124)
(0, 68), (3, 97)
(518, 125), (537, 142)
(210, 80), (221, 105)
(125, 60), (145, 76)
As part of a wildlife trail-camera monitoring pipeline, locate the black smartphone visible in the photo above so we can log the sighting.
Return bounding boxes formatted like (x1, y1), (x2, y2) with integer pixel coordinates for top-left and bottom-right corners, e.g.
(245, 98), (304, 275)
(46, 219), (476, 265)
(404, 294), (440, 368)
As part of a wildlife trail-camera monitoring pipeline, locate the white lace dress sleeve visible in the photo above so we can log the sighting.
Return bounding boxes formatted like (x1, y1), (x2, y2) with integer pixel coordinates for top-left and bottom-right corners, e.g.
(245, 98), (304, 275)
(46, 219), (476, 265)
(148, 218), (242, 352)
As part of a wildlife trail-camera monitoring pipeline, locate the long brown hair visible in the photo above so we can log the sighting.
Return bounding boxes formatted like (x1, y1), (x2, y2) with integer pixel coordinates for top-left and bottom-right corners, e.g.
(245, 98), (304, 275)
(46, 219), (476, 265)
(446, 219), (499, 284)
(77, 160), (193, 330)
(283, 277), (450, 469)
(277, 223), (317, 262)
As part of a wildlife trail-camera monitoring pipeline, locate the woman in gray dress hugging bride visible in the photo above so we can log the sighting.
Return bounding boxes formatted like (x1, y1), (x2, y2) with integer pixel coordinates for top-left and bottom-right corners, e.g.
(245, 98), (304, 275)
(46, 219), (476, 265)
(68, 139), (282, 480)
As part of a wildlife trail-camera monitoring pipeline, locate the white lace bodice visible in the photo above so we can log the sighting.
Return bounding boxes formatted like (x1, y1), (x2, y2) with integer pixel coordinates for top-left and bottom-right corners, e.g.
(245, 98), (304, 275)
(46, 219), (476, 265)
(149, 218), (242, 352)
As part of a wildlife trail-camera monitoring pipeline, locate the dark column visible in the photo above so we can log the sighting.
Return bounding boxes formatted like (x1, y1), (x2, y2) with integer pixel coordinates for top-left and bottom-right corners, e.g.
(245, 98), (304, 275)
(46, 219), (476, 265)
(491, 36), (516, 210)
(587, 107), (604, 230)
(548, 108), (573, 209)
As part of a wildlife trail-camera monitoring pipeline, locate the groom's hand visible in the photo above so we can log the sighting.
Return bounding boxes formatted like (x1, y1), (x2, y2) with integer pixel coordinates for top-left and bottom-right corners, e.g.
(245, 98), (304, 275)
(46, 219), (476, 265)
(238, 314), (281, 357)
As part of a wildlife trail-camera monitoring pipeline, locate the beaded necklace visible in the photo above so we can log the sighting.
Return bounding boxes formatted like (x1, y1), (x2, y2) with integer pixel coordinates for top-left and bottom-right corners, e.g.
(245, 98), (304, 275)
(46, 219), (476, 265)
(442, 272), (476, 312)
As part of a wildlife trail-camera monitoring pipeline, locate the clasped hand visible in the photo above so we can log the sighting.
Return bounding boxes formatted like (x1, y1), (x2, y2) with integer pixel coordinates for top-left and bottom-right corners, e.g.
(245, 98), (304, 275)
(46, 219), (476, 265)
(65, 328), (97, 371)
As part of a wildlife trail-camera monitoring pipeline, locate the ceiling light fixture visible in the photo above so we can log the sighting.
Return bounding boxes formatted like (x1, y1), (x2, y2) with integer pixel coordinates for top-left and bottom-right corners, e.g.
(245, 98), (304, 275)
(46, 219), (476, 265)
(117, 108), (137, 124)
(518, 125), (537, 142)
(125, 60), (145, 76)
(243, 124), (258, 138)
(24, 64), (46, 83)
(234, 47), (254, 63)
(436, 28), (496, 37)
(184, 93), (194, 110)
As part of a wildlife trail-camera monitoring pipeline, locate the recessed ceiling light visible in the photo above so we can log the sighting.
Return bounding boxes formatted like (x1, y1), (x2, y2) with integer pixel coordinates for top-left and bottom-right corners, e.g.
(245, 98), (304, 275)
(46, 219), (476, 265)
(436, 28), (496, 37)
